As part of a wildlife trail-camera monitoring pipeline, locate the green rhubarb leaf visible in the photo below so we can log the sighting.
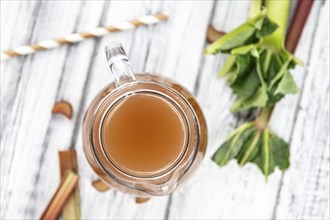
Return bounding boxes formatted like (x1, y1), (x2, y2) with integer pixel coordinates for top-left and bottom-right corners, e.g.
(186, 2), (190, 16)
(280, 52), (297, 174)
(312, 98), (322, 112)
(223, 52), (254, 84)
(284, 49), (304, 68)
(265, 53), (283, 83)
(237, 130), (262, 165)
(251, 130), (290, 180)
(274, 71), (299, 95)
(212, 124), (290, 180)
(217, 55), (236, 78)
(231, 44), (256, 55)
(266, 88), (285, 106)
(292, 55), (304, 66)
(205, 10), (273, 55)
(268, 131), (290, 171)
(231, 68), (260, 97)
(212, 123), (255, 166)
(231, 87), (268, 112)
(226, 71), (237, 85)
(253, 15), (265, 30)
(205, 3), (303, 113)
(256, 16), (278, 39)
(251, 8), (267, 29)
(233, 54), (253, 79)
(206, 0), (299, 180)
(269, 57), (292, 89)
(205, 24), (256, 54)
(226, 47), (262, 96)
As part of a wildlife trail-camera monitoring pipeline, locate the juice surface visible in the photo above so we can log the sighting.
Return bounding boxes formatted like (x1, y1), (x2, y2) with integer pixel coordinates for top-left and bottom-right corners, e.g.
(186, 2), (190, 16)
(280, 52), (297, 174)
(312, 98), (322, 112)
(101, 93), (186, 175)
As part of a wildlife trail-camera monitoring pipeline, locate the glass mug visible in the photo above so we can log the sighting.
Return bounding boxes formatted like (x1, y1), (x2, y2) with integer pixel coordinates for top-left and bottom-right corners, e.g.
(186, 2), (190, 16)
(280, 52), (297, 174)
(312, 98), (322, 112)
(83, 42), (207, 197)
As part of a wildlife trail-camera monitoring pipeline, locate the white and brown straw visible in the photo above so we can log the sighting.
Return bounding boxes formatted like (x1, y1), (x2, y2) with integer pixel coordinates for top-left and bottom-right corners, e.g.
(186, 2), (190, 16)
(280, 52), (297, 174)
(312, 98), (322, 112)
(1, 12), (168, 61)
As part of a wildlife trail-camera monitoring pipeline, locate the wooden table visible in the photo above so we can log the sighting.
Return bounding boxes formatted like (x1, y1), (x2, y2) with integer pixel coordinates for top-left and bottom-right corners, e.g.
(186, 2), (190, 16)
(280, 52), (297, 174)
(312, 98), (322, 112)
(1, 1), (329, 219)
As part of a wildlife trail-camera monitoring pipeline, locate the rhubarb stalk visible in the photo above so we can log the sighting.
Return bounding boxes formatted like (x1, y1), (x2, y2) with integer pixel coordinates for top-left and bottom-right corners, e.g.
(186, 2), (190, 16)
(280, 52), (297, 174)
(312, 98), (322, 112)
(59, 150), (81, 220)
(92, 179), (111, 192)
(40, 171), (79, 220)
(285, 0), (315, 53)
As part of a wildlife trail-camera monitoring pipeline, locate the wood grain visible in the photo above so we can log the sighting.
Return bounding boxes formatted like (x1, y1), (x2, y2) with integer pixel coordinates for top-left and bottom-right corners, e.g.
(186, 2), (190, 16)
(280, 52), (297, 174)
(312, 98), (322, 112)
(1, 1), (329, 219)
(275, 2), (330, 219)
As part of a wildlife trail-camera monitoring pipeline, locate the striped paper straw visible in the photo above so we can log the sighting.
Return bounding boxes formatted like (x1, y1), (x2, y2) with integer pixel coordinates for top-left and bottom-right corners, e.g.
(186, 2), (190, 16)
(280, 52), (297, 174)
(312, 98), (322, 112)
(1, 12), (168, 61)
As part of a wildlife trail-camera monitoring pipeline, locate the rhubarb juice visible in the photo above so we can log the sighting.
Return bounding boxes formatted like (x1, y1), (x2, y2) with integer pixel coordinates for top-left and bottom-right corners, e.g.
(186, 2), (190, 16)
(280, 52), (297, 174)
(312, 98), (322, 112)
(101, 93), (186, 176)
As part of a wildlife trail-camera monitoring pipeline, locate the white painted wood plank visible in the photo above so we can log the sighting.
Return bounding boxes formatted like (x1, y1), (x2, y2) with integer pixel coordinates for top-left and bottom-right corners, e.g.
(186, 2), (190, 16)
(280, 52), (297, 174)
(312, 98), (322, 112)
(1, 1), (41, 135)
(164, 1), (215, 91)
(167, 1), (325, 219)
(0, 2), (38, 49)
(25, 2), (107, 219)
(0, 1), (105, 219)
(275, 2), (330, 219)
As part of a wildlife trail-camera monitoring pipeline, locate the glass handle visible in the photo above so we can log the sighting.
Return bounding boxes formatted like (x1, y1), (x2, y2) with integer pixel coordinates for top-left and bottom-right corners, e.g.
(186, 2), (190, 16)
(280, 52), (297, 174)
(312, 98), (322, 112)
(105, 42), (136, 87)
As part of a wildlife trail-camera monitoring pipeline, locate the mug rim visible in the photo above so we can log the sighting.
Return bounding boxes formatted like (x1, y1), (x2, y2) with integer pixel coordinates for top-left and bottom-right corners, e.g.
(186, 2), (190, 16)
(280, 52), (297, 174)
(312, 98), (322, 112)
(87, 80), (201, 195)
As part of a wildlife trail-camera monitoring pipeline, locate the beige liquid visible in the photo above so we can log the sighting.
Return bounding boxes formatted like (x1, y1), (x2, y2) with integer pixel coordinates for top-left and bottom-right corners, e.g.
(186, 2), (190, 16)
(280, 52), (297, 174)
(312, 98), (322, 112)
(101, 93), (186, 175)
